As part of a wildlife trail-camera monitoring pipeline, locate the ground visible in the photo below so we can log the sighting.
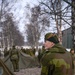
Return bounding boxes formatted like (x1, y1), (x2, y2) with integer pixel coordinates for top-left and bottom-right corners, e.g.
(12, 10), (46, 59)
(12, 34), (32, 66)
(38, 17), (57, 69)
(14, 67), (41, 75)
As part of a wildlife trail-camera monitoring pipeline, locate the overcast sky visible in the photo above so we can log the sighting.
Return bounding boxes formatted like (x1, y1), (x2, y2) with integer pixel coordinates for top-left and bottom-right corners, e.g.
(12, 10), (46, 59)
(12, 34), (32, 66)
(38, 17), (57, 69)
(11, 0), (39, 33)
(10, 0), (40, 41)
(11, 0), (71, 42)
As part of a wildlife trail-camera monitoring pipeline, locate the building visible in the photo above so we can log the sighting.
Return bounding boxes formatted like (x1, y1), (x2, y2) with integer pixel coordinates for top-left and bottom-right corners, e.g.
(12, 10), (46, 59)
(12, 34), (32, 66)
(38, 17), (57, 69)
(62, 27), (73, 48)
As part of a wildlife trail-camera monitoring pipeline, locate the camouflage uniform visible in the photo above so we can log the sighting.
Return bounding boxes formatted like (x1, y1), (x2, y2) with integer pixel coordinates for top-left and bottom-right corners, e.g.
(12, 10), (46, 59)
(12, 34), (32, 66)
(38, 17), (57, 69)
(40, 33), (73, 75)
(70, 48), (75, 75)
(10, 46), (19, 72)
(4, 47), (8, 57)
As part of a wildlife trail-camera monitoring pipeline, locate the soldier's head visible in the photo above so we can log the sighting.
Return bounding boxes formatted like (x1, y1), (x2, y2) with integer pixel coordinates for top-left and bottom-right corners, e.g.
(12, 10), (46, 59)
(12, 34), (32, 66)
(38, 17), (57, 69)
(12, 45), (15, 49)
(70, 48), (74, 54)
(44, 33), (59, 49)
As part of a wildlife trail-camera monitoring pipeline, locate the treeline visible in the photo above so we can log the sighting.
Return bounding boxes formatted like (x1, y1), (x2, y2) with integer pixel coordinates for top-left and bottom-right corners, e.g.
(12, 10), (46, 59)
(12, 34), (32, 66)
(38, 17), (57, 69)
(0, 0), (25, 48)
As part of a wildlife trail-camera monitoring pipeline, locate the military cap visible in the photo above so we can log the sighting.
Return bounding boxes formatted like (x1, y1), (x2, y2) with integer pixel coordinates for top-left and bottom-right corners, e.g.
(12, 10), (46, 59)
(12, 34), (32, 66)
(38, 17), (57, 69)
(45, 33), (59, 44)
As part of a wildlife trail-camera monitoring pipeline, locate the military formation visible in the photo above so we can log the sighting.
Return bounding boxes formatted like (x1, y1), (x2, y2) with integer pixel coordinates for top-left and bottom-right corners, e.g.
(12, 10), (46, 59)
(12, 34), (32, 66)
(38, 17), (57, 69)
(0, 32), (75, 75)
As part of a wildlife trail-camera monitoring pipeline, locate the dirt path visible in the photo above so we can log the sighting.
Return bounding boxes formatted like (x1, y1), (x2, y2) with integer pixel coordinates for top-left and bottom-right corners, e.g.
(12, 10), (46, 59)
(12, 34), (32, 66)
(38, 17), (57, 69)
(14, 67), (41, 75)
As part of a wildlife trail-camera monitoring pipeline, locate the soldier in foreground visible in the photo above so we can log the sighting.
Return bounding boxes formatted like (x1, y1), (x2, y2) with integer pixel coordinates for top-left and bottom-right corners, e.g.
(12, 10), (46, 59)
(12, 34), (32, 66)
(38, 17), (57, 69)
(10, 45), (19, 72)
(40, 33), (73, 75)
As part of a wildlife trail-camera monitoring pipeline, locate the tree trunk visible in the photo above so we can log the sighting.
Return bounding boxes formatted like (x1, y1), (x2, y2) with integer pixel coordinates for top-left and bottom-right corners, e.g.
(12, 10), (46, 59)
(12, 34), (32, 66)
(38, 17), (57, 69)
(71, 0), (75, 50)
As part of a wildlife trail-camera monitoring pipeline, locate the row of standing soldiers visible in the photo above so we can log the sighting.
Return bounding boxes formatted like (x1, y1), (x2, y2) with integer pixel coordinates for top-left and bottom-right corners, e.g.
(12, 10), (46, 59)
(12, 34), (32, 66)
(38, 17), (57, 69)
(3, 45), (75, 74)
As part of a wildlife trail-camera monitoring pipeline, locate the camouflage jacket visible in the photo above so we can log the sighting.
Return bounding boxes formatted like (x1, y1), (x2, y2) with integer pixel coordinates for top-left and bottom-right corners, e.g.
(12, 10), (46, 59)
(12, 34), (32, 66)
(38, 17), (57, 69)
(10, 48), (19, 60)
(40, 43), (73, 75)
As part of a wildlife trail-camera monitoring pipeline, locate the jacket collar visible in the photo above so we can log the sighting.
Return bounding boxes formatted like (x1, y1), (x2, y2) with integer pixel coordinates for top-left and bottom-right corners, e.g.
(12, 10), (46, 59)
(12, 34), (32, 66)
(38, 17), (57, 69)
(48, 43), (66, 53)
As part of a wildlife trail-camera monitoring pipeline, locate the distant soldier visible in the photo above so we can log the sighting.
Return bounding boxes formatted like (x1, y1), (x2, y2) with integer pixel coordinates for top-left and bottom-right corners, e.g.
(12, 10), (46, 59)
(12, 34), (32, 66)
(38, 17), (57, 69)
(38, 46), (46, 63)
(0, 50), (2, 57)
(4, 47), (8, 57)
(40, 33), (73, 75)
(10, 45), (19, 72)
(70, 48), (75, 74)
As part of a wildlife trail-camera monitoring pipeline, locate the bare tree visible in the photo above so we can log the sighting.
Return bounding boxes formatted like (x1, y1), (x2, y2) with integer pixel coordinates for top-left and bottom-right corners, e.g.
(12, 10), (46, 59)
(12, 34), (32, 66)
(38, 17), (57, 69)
(26, 24), (36, 48)
(71, 0), (75, 50)
(0, 0), (20, 48)
(2, 13), (24, 48)
(39, 0), (71, 44)
(63, 0), (75, 9)
(25, 5), (50, 54)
